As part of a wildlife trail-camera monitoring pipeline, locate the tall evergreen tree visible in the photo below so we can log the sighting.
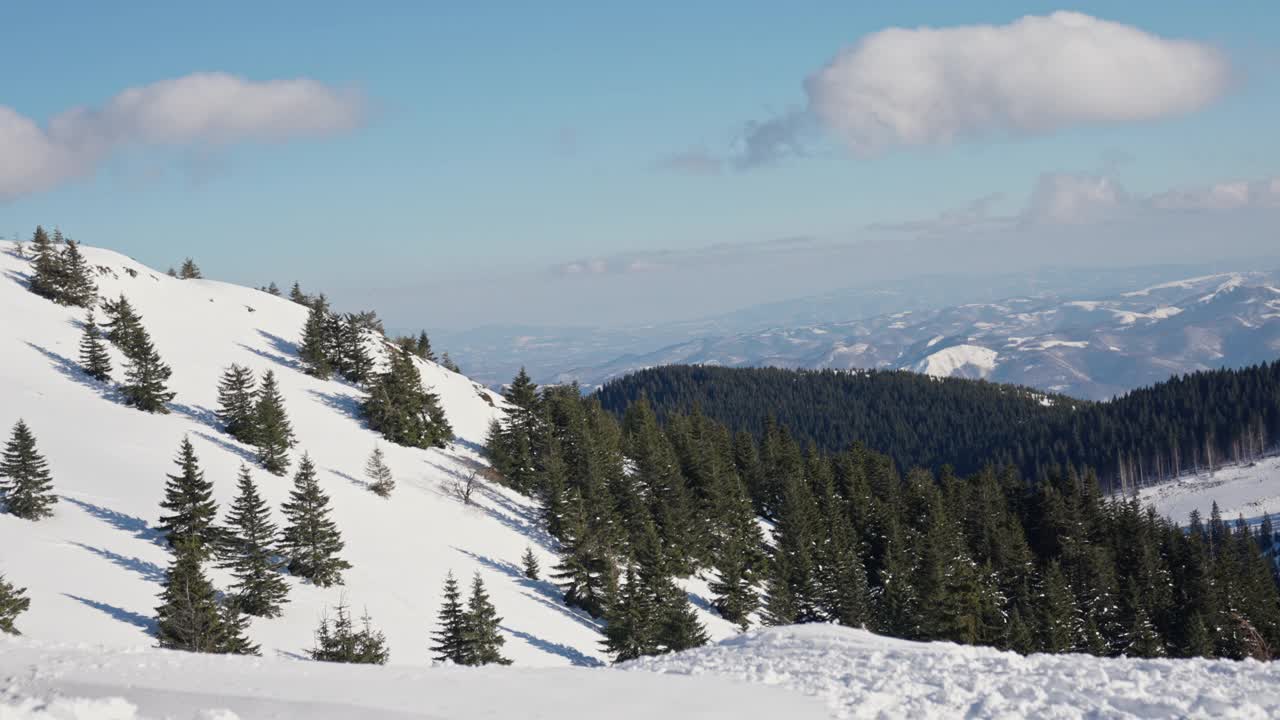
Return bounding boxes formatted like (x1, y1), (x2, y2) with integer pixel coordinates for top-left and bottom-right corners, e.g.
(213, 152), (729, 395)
(216, 364), (257, 443)
(78, 310), (112, 382)
(58, 240), (98, 307)
(220, 465), (290, 617)
(462, 573), (511, 665)
(265, 282), (281, 296)
(252, 370), (294, 475)
(603, 564), (658, 662)
(416, 331), (436, 361)
(178, 258), (202, 279)
(310, 600), (389, 664)
(158, 437), (219, 555)
(362, 349), (453, 449)
(27, 225), (63, 301)
(289, 282), (308, 305)
(708, 535), (758, 630)
(280, 454), (350, 586)
(338, 314), (374, 384)
(299, 296), (333, 378)
(120, 324), (175, 413)
(101, 294), (143, 351)
(551, 495), (617, 619)
(155, 539), (257, 654)
(431, 572), (468, 663)
(364, 446), (395, 497)
(0, 573), (30, 635)
(1, 420), (57, 520)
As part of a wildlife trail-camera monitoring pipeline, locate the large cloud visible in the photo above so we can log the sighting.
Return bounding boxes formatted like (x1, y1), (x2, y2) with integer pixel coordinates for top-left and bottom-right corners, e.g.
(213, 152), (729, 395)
(1, 73), (364, 201)
(807, 11), (1229, 154)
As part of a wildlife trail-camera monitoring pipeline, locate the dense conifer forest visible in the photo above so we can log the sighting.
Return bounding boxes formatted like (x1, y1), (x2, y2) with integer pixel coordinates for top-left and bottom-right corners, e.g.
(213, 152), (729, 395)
(595, 363), (1280, 492)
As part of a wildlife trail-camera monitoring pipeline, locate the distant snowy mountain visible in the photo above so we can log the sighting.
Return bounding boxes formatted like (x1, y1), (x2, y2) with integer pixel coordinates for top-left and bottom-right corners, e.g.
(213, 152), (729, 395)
(0, 241), (738, 668)
(562, 271), (1280, 399)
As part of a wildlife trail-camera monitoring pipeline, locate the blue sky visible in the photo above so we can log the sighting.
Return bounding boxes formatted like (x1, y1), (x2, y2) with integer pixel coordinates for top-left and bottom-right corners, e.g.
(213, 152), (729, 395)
(3, 2), (1279, 328)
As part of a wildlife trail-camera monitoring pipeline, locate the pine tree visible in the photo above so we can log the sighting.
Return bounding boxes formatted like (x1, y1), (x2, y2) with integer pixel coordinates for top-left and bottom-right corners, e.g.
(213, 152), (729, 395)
(78, 310), (112, 382)
(289, 282), (308, 305)
(603, 565), (658, 662)
(155, 538), (257, 654)
(299, 296), (333, 378)
(709, 535), (758, 630)
(655, 584), (709, 653)
(338, 314), (374, 384)
(0, 420), (57, 520)
(265, 282), (281, 296)
(462, 573), (511, 665)
(158, 437), (220, 556)
(120, 324), (175, 413)
(218, 597), (261, 656)
(221, 465), (290, 618)
(11, 235), (25, 259)
(1037, 560), (1080, 653)
(28, 225), (63, 301)
(101, 294), (143, 352)
(0, 573), (30, 635)
(252, 370), (295, 475)
(551, 496), (617, 619)
(216, 364), (257, 443)
(416, 331), (436, 361)
(58, 240), (98, 307)
(521, 546), (540, 580)
(364, 446), (395, 497)
(441, 352), (461, 373)
(431, 572), (468, 663)
(178, 258), (202, 279)
(362, 349), (453, 449)
(281, 454), (350, 586)
(310, 600), (389, 664)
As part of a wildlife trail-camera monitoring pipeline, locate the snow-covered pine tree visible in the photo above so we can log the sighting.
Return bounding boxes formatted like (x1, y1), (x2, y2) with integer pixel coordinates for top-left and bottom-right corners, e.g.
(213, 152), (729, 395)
(78, 309), (112, 382)
(216, 364), (257, 443)
(462, 573), (511, 665)
(299, 295), (333, 379)
(0, 420), (57, 520)
(120, 323), (175, 413)
(362, 348), (453, 449)
(158, 437), (220, 556)
(221, 465), (290, 617)
(280, 454), (350, 586)
(521, 546), (540, 580)
(0, 573), (31, 635)
(310, 600), (389, 664)
(252, 370), (295, 475)
(1037, 560), (1081, 653)
(364, 446), (394, 497)
(431, 571), (467, 664)
(178, 258), (202, 279)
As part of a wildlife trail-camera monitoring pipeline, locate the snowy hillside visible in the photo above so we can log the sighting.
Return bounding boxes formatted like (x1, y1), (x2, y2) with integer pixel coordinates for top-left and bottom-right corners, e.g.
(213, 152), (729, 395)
(1139, 455), (1280, 527)
(0, 241), (737, 667)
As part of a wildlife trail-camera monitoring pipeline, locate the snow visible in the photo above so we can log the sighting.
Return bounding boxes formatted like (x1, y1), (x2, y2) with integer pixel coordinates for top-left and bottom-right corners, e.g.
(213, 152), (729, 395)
(1035, 339), (1089, 350)
(1138, 455), (1280, 526)
(925, 335), (944, 348)
(0, 243), (739, 669)
(1122, 272), (1242, 297)
(912, 345), (998, 379)
(627, 625), (1280, 719)
(0, 635), (824, 719)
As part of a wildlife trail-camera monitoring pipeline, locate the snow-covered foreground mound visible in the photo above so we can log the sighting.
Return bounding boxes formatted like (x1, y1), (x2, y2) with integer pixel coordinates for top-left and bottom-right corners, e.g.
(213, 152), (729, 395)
(0, 242), (737, 667)
(626, 625), (1280, 719)
(0, 635), (826, 719)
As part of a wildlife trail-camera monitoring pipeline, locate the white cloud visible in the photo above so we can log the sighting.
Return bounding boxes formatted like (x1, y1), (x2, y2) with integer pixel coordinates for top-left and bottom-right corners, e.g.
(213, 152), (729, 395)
(0, 72), (365, 201)
(1024, 173), (1128, 224)
(1151, 177), (1280, 210)
(806, 11), (1229, 154)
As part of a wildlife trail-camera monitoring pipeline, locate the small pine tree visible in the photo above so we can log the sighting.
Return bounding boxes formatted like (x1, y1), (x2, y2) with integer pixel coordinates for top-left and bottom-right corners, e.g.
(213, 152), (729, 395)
(339, 314), (374, 384)
(656, 584), (709, 653)
(462, 573), (511, 665)
(252, 370), (295, 475)
(221, 465), (290, 618)
(58, 241), (98, 307)
(78, 310), (112, 382)
(299, 296), (333, 379)
(281, 454), (351, 586)
(101, 294), (143, 352)
(0, 573), (31, 635)
(218, 597), (261, 656)
(179, 258), (203, 279)
(216, 364), (257, 443)
(364, 446), (395, 497)
(120, 325), (175, 413)
(441, 352), (461, 373)
(0, 420), (57, 520)
(158, 437), (220, 556)
(416, 331), (436, 361)
(11, 236), (25, 259)
(521, 546), (540, 580)
(310, 600), (390, 664)
(154, 539), (230, 653)
(709, 536), (758, 630)
(431, 572), (468, 663)
(28, 225), (63, 301)
(362, 349), (453, 449)
(265, 282), (281, 296)
(289, 282), (308, 305)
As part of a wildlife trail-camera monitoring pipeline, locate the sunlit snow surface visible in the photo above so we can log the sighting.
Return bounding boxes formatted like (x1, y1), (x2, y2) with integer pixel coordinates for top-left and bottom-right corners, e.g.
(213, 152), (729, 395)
(1138, 455), (1280, 526)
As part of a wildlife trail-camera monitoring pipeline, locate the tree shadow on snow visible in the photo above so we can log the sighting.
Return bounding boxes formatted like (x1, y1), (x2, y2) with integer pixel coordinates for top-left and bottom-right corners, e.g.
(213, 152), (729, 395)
(452, 547), (602, 634)
(329, 467), (370, 492)
(64, 594), (156, 634)
(170, 401), (223, 431)
(24, 342), (121, 403)
(502, 626), (604, 667)
(61, 497), (165, 547)
(70, 541), (166, 584)
(425, 460), (557, 552)
(3, 268), (32, 289)
(307, 388), (364, 423)
(192, 430), (260, 466)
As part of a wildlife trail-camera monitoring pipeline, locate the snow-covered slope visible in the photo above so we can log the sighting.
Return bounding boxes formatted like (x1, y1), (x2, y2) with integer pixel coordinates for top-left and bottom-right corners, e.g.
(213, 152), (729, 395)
(1139, 455), (1280, 527)
(0, 242), (737, 667)
(629, 625), (1280, 718)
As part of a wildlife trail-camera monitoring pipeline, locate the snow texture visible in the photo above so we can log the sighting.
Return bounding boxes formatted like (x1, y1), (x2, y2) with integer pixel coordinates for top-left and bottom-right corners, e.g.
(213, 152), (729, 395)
(1139, 455), (1280, 527)
(912, 344), (998, 379)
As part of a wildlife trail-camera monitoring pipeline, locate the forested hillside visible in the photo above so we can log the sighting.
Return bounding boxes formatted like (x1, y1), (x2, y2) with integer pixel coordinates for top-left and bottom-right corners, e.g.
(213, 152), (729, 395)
(596, 363), (1280, 492)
